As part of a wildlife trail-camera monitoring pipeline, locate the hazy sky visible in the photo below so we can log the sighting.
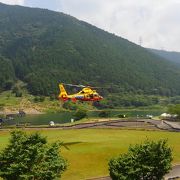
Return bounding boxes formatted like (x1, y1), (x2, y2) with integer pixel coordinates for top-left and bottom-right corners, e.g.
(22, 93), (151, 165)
(1, 0), (180, 51)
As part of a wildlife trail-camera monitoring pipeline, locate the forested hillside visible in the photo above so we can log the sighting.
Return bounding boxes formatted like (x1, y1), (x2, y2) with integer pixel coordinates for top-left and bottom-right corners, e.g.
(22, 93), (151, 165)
(0, 3), (180, 97)
(0, 56), (15, 91)
(149, 49), (180, 66)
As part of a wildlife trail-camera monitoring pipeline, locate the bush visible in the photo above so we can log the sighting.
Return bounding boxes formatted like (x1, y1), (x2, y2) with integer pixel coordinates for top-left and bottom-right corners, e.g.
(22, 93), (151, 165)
(109, 139), (172, 180)
(73, 109), (87, 120)
(63, 101), (78, 110)
(34, 96), (39, 102)
(98, 110), (111, 118)
(168, 104), (180, 119)
(34, 96), (45, 102)
(12, 85), (22, 97)
(0, 130), (67, 179)
(15, 90), (22, 97)
(0, 103), (4, 110)
(4, 80), (14, 90)
(117, 114), (126, 118)
(39, 96), (45, 102)
(50, 94), (57, 101)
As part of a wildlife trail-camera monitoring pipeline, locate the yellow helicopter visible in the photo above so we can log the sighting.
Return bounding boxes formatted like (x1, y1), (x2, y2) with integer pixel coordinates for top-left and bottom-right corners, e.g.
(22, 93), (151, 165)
(58, 83), (103, 102)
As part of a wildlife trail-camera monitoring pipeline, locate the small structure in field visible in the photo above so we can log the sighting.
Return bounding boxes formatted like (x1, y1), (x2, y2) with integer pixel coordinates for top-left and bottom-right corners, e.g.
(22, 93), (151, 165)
(160, 113), (171, 118)
(49, 121), (55, 126)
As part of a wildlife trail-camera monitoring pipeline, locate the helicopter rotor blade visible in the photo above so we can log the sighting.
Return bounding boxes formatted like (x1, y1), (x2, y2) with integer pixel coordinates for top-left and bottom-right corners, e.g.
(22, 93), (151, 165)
(63, 83), (86, 88)
(62, 83), (111, 89)
(86, 85), (111, 89)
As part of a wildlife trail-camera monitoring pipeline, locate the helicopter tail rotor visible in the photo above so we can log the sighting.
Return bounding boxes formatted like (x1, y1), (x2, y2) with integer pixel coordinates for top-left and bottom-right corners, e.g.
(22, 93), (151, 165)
(59, 84), (68, 101)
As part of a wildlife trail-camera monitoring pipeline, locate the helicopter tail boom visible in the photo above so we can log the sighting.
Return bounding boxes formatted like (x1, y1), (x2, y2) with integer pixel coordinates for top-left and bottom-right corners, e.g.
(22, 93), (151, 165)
(59, 84), (68, 101)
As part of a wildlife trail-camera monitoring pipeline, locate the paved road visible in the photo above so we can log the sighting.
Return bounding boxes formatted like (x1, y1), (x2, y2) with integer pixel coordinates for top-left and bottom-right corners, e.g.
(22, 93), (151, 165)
(165, 165), (180, 180)
(88, 165), (180, 180)
(58, 118), (180, 132)
(164, 121), (180, 130)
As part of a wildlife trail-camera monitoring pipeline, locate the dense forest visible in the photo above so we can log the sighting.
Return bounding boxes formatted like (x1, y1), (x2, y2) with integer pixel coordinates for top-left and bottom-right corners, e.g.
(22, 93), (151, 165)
(149, 49), (180, 66)
(0, 3), (180, 100)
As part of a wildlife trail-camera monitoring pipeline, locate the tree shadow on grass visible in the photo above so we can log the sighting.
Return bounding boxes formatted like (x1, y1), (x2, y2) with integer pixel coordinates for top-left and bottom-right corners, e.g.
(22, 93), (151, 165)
(63, 141), (82, 150)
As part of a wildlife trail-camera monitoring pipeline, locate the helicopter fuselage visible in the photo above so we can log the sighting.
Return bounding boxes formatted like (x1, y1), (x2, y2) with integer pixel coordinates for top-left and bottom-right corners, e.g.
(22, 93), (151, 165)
(59, 85), (103, 102)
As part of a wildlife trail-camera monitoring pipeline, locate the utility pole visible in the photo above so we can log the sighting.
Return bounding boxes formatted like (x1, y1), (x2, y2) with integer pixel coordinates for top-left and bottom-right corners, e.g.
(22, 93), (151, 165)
(139, 36), (143, 46)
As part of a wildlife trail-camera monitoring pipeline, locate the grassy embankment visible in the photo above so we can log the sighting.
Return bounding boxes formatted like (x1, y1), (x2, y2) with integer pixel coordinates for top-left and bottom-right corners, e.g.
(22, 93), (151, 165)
(0, 90), (64, 113)
(0, 129), (180, 180)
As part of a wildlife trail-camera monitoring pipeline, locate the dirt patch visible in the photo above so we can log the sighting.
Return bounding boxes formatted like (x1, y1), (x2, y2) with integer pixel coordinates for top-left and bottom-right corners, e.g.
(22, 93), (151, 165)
(1, 107), (44, 115)
(22, 108), (44, 114)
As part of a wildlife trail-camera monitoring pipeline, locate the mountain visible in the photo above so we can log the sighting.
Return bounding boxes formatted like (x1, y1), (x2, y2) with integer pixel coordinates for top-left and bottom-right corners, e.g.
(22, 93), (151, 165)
(149, 49), (180, 66)
(0, 3), (180, 96)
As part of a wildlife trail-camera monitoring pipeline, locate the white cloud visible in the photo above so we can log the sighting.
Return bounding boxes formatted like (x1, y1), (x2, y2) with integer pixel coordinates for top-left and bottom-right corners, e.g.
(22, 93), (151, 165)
(0, 0), (24, 5)
(60, 0), (180, 51)
(24, 0), (61, 11)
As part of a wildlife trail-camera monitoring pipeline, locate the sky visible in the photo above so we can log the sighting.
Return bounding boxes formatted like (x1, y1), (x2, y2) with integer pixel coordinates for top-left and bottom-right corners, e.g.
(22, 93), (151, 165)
(0, 0), (180, 52)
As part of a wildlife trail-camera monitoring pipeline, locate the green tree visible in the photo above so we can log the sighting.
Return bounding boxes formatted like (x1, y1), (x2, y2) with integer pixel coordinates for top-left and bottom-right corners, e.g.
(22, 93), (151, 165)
(109, 139), (172, 180)
(73, 109), (87, 120)
(15, 90), (22, 97)
(0, 130), (67, 180)
(168, 104), (180, 119)
(4, 80), (14, 90)
(98, 110), (111, 118)
(33, 96), (45, 102)
(12, 85), (23, 97)
(62, 101), (78, 110)
(0, 103), (4, 111)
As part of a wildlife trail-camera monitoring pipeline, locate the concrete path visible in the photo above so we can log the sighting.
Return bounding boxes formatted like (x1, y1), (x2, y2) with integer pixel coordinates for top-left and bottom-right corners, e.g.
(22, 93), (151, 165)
(165, 165), (180, 180)
(164, 121), (180, 130)
(58, 118), (180, 132)
(88, 165), (180, 180)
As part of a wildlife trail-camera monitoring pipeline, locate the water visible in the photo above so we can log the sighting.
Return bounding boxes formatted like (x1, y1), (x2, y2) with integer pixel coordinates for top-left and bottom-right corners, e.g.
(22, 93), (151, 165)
(88, 110), (163, 118)
(4, 110), (163, 126)
(4, 112), (73, 126)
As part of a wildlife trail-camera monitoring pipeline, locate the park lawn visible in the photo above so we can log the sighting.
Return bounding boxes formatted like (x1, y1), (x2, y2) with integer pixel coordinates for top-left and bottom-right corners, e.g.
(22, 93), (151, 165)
(0, 129), (180, 180)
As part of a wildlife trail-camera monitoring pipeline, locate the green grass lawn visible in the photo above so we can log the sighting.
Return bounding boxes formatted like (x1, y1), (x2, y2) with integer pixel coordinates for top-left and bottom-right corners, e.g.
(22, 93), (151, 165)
(0, 129), (180, 180)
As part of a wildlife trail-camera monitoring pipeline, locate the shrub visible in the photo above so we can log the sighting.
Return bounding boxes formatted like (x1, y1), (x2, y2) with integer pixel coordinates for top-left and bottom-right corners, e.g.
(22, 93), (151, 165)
(117, 114), (126, 118)
(0, 103), (4, 110)
(15, 90), (22, 97)
(34, 96), (45, 102)
(98, 110), (111, 118)
(168, 104), (180, 119)
(109, 139), (172, 180)
(12, 86), (22, 97)
(63, 101), (78, 110)
(50, 94), (56, 101)
(73, 109), (87, 120)
(4, 80), (14, 90)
